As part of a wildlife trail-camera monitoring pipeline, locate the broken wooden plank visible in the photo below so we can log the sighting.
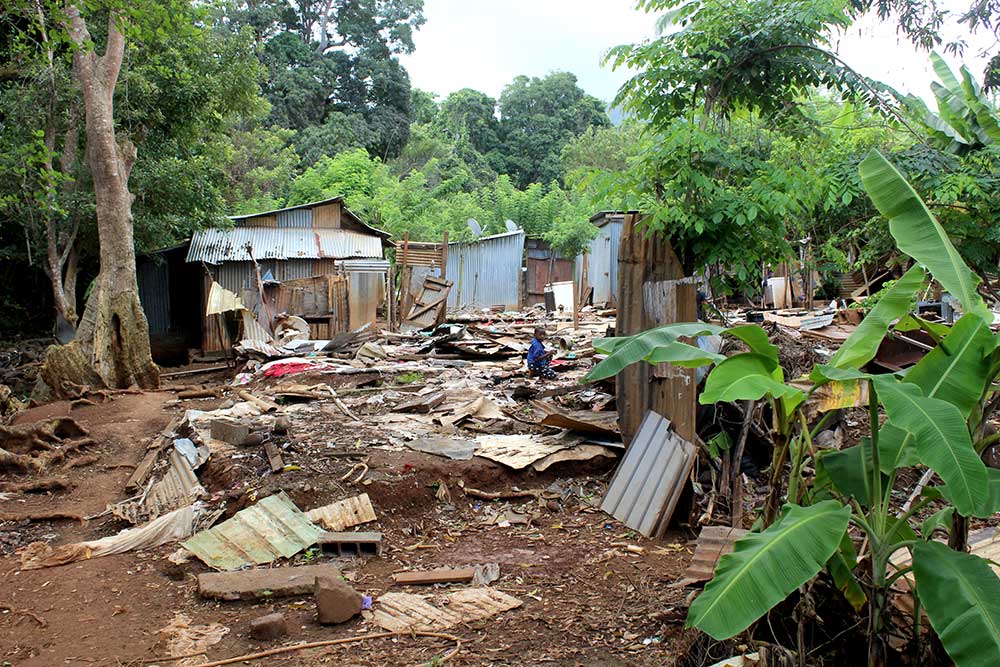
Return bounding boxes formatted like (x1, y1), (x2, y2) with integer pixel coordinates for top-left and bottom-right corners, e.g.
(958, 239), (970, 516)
(392, 567), (476, 585)
(197, 563), (342, 601)
(531, 399), (620, 439)
(124, 416), (181, 492)
(264, 441), (284, 473)
(367, 588), (522, 632)
(306, 494), (377, 531)
(395, 391), (445, 413)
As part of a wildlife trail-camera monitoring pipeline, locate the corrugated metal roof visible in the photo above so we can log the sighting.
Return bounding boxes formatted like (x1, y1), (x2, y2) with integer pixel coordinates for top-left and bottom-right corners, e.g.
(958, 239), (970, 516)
(182, 492), (323, 571)
(186, 228), (383, 264)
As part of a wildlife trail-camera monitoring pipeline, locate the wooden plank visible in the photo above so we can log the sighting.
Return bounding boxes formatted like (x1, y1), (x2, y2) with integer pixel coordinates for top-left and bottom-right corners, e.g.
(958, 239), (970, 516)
(264, 441), (284, 474)
(306, 494), (377, 531)
(392, 567), (476, 585)
(440, 231), (449, 280)
(643, 278), (698, 443)
(124, 416), (181, 491)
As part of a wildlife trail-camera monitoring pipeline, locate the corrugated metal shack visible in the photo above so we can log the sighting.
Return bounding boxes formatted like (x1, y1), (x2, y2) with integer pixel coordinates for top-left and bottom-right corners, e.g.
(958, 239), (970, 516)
(576, 211), (629, 306)
(446, 230), (525, 310)
(185, 197), (390, 351)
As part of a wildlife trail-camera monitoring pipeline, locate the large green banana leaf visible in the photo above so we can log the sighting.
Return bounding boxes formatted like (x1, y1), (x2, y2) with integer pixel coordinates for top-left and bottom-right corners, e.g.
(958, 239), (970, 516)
(904, 314), (992, 417)
(586, 322), (777, 382)
(687, 501), (851, 639)
(700, 353), (804, 408)
(859, 151), (989, 322)
(874, 376), (988, 515)
(587, 323), (726, 381)
(914, 540), (1000, 667)
(815, 265), (925, 375)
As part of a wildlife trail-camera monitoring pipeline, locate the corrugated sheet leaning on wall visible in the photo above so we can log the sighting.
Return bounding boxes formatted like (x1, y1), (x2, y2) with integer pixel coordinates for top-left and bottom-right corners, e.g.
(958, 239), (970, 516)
(576, 218), (623, 305)
(446, 230), (525, 309)
(186, 228), (382, 264)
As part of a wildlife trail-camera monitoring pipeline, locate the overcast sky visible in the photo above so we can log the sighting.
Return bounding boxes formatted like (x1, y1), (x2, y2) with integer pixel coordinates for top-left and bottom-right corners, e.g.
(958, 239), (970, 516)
(398, 0), (995, 106)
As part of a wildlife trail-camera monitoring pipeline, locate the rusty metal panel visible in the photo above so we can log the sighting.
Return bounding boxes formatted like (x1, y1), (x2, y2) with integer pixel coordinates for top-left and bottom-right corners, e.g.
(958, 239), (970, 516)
(312, 202), (341, 228)
(348, 271), (382, 330)
(446, 230), (524, 309)
(682, 526), (749, 583)
(182, 492), (323, 571)
(188, 229), (381, 264)
(600, 410), (696, 537)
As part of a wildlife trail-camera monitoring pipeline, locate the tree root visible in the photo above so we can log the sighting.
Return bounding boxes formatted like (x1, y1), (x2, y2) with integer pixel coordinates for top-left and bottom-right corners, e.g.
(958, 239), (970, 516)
(0, 477), (71, 493)
(0, 417), (92, 472)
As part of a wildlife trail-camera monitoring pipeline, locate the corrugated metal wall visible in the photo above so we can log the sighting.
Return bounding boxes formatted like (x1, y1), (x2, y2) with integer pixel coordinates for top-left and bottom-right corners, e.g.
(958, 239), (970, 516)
(138, 260), (170, 334)
(276, 208), (312, 228)
(446, 231), (525, 309)
(576, 218), (623, 305)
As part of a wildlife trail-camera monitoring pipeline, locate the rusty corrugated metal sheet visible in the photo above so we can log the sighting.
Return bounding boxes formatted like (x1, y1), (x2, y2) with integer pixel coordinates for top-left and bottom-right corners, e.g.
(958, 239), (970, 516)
(187, 228), (382, 264)
(182, 492), (323, 571)
(446, 230), (524, 309)
(600, 411), (696, 537)
(683, 526), (749, 583)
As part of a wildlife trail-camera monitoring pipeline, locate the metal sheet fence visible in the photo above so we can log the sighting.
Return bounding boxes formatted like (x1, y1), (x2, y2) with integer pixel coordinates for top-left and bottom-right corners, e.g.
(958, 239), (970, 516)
(446, 231), (525, 309)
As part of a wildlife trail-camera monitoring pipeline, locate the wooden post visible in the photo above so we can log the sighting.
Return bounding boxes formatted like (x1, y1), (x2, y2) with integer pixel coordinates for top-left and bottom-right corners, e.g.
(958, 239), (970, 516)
(615, 213), (687, 446)
(399, 232), (411, 323)
(572, 279), (579, 329)
(440, 231), (449, 281)
(580, 253), (589, 308)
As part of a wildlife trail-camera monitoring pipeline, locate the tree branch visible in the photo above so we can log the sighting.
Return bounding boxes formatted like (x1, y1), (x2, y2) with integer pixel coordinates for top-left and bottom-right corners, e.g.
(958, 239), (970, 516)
(100, 10), (126, 88)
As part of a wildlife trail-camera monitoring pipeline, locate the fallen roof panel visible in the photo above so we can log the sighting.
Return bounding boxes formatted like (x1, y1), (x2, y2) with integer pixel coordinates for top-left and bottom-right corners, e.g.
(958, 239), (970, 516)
(182, 492), (323, 571)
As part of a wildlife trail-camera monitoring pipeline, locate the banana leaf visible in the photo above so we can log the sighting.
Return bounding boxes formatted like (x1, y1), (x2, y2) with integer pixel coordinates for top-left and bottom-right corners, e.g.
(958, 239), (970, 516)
(687, 501), (851, 639)
(819, 441), (884, 506)
(815, 265), (925, 375)
(586, 322), (777, 383)
(874, 376), (988, 516)
(904, 314), (992, 417)
(700, 352), (804, 407)
(587, 323), (726, 381)
(914, 540), (1000, 667)
(827, 532), (866, 612)
(921, 507), (955, 539)
(859, 151), (989, 322)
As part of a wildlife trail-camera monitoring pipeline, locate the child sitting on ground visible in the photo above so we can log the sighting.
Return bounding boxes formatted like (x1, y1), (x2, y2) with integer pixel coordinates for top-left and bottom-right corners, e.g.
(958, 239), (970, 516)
(526, 326), (556, 379)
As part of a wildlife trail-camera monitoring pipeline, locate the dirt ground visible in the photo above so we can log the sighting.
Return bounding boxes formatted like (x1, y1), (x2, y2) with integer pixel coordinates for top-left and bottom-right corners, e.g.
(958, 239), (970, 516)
(0, 385), (699, 667)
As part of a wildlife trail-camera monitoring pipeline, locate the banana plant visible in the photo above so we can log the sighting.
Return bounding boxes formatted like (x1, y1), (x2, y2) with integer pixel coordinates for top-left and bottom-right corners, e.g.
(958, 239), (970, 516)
(585, 150), (1000, 667)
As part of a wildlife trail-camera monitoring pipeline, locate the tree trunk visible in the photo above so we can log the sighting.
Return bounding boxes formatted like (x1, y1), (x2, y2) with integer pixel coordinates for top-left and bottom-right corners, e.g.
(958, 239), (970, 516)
(41, 6), (158, 396)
